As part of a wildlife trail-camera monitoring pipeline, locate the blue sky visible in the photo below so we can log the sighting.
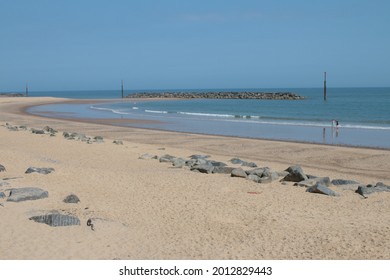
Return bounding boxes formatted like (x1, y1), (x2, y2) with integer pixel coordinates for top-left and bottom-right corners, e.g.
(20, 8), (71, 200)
(1, 0), (389, 91)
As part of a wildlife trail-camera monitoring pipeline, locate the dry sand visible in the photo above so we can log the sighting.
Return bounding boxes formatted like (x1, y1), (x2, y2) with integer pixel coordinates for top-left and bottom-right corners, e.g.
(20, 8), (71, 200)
(0, 97), (389, 260)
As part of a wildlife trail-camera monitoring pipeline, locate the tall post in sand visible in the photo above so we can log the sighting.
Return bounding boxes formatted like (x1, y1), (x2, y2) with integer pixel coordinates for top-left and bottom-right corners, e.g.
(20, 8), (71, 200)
(323, 72), (327, 101)
(26, 82), (28, 97)
(121, 80), (124, 99)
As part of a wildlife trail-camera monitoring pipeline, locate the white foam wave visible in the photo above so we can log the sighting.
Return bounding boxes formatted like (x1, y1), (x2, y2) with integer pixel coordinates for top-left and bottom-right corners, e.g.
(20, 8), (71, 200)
(145, 110), (168, 114)
(178, 111), (236, 118)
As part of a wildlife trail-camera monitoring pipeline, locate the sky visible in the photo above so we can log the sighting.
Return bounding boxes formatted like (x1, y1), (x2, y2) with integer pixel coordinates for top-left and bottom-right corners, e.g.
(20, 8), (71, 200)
(1, 0), (389, 91)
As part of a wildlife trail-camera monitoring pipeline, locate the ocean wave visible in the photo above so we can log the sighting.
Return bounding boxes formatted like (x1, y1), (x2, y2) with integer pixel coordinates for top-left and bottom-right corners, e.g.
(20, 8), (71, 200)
(145, 110), (168, 114)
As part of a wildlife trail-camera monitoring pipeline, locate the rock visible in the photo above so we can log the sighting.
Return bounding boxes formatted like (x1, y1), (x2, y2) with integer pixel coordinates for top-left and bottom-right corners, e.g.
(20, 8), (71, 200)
(159, 154), (176, 163)
(18, 125), (28, 130)
(31, 128), (45, 134)
(294, 177), (331, 188)
(7, 187), (48, 202)
(172, 158), (186, 168)
(355, 182), (390, 197)
(331, 179), (360, 185)
(0, 192), (5, 199)
(43, 126), (57, 134)
(246, 168), (267, 177)
(247, 174), (261, 183)
(212, 166), (236, 174)
(242, 161), (257, 168)
(63, 194), (80, 203)
(29, 213), (80, 227)
(191, 164), (214, 174)
(93, 136), (104, 142)
(0, 164), (5, 172)
(209, 161), (227, 167)
(283, 166), (308, 182)
(306, 183), (339, 196)
(25, 167), (54, 175)
(113, 140), (123, 145)
(189, 154), (210, 159)
(138, 153), (158, 160)
(231, 168), (247, 178)
(63, 132), (70, 138)
(229, 158), (244, 164)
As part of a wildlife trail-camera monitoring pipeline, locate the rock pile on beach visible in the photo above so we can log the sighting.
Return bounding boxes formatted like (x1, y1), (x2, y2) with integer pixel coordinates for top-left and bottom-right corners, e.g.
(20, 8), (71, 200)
(138, 153), (390, 198)
(0, 92), (25, 97)
(126, 91), (304, 100)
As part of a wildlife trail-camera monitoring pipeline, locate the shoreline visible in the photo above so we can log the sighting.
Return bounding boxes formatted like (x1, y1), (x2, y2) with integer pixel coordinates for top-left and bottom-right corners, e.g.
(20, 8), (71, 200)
(23, 97), (390, 151)
(1, 96), (390, 260)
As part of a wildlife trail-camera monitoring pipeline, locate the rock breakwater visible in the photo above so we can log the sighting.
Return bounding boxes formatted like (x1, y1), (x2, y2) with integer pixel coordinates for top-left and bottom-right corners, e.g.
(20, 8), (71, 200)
(126, 91), (304, 100)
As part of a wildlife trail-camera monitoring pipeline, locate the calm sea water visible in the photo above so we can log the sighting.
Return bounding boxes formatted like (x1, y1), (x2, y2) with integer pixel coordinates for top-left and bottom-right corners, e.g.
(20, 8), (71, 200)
(28, 88), (390, 148)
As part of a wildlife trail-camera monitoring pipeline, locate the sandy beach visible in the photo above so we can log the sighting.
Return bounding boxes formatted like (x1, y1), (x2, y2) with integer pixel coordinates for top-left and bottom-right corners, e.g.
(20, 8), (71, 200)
(1, 97), (390, 260)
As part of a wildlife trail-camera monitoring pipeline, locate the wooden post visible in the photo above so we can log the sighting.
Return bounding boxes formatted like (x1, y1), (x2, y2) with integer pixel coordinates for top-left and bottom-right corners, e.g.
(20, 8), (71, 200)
(26, 81), (28, 97)
(121, 80), (124, 99)
(323, 72), (327, 101)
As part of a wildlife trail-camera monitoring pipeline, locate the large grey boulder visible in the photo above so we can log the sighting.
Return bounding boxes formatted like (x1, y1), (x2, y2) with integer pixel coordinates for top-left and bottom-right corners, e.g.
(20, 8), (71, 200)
(29, 213), (80, 227)
(191, 164), (214, 174)
(159, 154), (176, 163)
(209, 161), (227, 167)
(306, 183), (339, 196)
(7, 187), (48, 202)
(172, 158), (186, 168)
(229, 158), (244, 165)
(189, 154), (210, 160)
(294, 177), (331, 188)
(247, 174), (261, 183)
(43, 126), (57, 134)
(25, 167), (54, 175)
(0, 192), (5, 199)
(283, 166), (308, 182)
(93, 136), (104, 143)
(242, 161), (257, 168)
(355, 182), (390, 197)
(0, 164), (5, 172)
(63, 194), (80, 203)
(231, 168), (247, 178)
(246, 168), (267, 177)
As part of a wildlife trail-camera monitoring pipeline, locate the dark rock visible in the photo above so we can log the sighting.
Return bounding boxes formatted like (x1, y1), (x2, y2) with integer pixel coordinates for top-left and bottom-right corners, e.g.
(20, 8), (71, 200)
(43, 126), (57, 134)
(63, 132), (70, 138)
(242, 161), (257, 168)
(0, 192), (5, 199)
(126, 91), (305, 100)
(306, 183), (339, 196)
(7, 187), (48, 202)
(230, 158), (244, 164)
(247, 174), (261, 183)
(159, 154), (176, 163)
(18, 125), (28, 130)
(283, 166), (308, 182)
(138, 153), (158, 160)
(113, 140), (123, 145)
(294, 177), (331, 188)
(231, 168), (247, 178)
(0, 164), (5, 172)
(63, 194), (80, 203)
(172, 158), (186, 168)
(189, 154), (210, 159)
(355, 183), (390, 197)
(25, 167), (54, 175)
(29, 213), (80, 227)
(212, 166), (236, 174)
(331, 179), (360, 185)
(93, 136), (104, 142)
(191, 164), (214, 174)
(209, 161), (227, 167)
(31, 128), (45, 134)
(246, 168), (267, 177)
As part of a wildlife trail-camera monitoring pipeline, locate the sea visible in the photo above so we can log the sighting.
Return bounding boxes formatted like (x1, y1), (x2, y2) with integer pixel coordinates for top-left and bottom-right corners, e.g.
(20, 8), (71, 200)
(26, 88), (390, 149)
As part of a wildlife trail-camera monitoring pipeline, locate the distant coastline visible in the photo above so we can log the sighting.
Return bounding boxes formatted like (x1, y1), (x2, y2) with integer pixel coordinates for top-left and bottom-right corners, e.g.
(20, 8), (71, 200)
(125, 91), (304, 100)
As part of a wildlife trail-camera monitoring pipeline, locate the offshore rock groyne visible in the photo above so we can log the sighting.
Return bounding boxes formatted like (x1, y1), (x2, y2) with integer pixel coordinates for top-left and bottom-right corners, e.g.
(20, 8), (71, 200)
(126, 91), (304, 100)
